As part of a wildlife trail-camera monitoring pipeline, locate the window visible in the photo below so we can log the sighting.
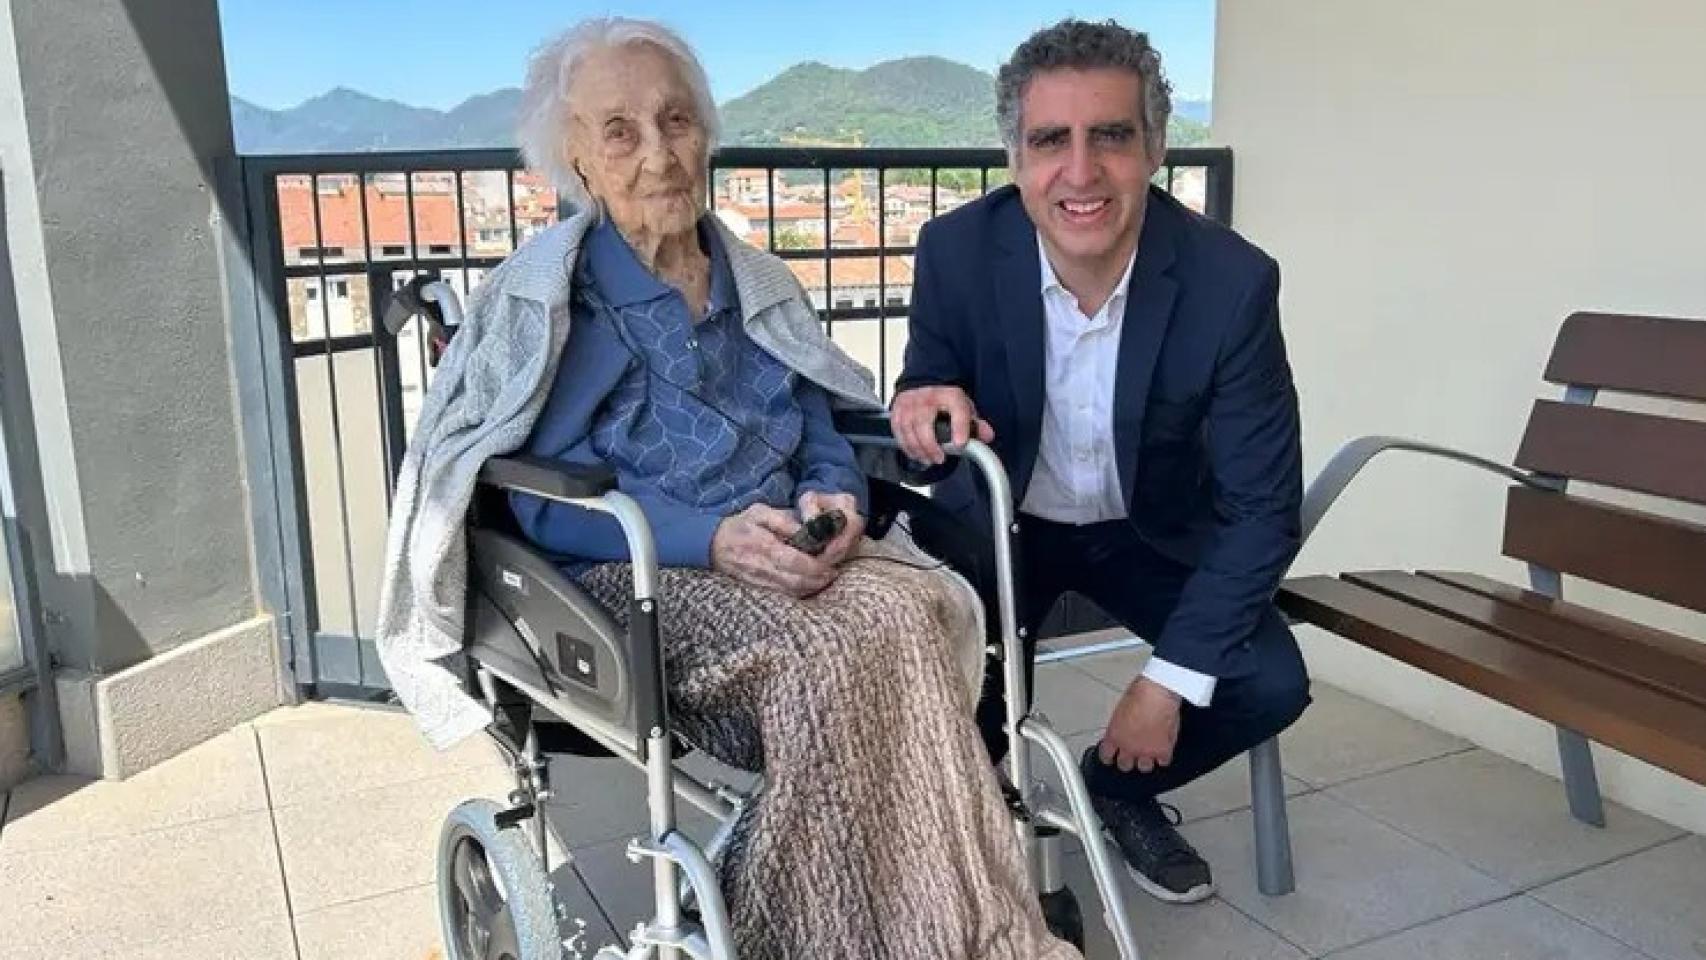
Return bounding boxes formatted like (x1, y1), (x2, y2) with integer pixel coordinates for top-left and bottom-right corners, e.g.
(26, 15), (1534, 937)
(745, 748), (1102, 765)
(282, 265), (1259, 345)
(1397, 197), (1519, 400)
(833, 296), (854, 310)
(428, 244), (454, 256)
(296, 246), (344, 260)
(885, 294), (905, 307)
(863, 296), (877, 308)
(380, 245), (407, 257)
(330, 279), (349, 299)
(304, 285), (318, 302)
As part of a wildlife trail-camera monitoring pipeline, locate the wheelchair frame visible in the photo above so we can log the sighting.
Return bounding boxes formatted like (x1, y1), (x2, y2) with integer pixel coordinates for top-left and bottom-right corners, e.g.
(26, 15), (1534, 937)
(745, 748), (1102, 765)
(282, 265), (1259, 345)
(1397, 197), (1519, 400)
(400, 279), (1143, 960)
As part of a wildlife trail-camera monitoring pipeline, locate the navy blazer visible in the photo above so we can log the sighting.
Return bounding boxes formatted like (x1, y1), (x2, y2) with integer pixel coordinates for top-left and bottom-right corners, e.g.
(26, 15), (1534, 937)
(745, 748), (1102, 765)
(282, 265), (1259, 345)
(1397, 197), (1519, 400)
(896, 184), (1302, 678)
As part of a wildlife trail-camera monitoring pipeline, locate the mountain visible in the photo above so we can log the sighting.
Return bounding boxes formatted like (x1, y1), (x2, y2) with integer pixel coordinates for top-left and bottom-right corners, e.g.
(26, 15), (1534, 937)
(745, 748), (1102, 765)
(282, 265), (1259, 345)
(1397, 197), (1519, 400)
(231, 87), (523, 153)
(232, 57), (1209, 153)
(720, 56), (1000, 147)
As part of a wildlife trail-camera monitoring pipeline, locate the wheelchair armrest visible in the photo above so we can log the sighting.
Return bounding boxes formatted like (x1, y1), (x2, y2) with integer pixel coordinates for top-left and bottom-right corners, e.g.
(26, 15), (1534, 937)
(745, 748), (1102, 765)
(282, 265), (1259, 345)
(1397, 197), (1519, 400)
(479, 455), (617, 502)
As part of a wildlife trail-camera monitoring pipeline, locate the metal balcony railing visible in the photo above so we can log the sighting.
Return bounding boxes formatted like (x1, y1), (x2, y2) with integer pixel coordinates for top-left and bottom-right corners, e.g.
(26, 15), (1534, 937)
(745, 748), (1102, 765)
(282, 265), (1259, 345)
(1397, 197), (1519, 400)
(234, 145), (1233, 695)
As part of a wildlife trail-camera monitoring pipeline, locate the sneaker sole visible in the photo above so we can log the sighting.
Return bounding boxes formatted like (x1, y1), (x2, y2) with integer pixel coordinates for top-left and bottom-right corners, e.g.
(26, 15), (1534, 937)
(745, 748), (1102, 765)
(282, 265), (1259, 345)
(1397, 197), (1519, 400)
(1096, 824), (1217, 904)
(1123, 861), (1216, 904)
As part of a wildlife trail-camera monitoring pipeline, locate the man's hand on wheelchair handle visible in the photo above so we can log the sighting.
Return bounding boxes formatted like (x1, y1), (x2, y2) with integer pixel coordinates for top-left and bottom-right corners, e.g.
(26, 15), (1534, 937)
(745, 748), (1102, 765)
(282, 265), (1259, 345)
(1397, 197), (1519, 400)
(891, 385), (994, 466)
(1098, 677), (1183, 774)
(797, 490), (865, 568)
(711, 504), (836, 598)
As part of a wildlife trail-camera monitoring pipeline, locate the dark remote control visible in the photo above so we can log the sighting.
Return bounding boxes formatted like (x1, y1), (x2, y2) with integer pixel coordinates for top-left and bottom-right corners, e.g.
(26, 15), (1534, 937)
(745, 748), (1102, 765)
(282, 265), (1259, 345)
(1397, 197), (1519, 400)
(787, 509), (846, 556)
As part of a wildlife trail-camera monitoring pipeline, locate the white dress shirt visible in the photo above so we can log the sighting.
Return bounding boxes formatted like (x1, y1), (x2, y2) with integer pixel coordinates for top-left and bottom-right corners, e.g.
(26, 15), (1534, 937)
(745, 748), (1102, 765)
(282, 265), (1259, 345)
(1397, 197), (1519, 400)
(1022, 236), (1218, 707)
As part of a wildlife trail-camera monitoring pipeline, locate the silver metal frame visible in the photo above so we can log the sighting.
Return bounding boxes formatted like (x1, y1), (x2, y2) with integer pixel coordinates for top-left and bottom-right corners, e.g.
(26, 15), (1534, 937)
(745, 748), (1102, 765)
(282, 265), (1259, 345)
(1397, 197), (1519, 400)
(865, 434), (1145, 958)
(1298, 401), (1609, 827)
(471, 486), (735, 960)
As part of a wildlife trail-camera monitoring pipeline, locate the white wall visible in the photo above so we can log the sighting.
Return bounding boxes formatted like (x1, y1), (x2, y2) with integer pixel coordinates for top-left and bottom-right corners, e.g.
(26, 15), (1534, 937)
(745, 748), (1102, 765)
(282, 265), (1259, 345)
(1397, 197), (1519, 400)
(1215, 0), (1706, 832)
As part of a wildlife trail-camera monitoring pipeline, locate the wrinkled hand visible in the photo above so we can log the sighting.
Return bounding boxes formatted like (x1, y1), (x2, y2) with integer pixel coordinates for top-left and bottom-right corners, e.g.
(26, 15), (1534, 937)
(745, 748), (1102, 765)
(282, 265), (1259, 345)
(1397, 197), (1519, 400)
(1098, 678), (1183, 774)
(890, 385), (994, 466)
(710, 503), (836, 598)
(797, 490), (865, 567)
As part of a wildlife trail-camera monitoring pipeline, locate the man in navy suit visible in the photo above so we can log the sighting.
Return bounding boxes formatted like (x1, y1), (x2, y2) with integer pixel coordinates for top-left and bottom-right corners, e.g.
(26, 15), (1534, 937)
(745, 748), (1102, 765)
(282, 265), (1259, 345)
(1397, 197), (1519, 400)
(888, 19), (1311, 904)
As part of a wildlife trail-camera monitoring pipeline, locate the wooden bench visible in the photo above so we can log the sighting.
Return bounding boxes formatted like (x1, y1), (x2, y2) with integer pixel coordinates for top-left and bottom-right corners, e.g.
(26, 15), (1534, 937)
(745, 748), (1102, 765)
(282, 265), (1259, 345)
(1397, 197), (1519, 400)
(1278, 312), (1706, 825)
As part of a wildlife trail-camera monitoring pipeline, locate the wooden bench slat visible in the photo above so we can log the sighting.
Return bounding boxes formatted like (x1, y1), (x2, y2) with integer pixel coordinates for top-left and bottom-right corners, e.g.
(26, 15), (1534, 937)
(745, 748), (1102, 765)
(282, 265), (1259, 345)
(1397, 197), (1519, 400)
(1278, 575), (1706, 785)
(1419, 571), (1706, 673)
(1344, 570), (1706, 709)
(1516, 400), (1706, 505)
(1503, 486), (1706, 614)
(1546, 312), (1706, 402)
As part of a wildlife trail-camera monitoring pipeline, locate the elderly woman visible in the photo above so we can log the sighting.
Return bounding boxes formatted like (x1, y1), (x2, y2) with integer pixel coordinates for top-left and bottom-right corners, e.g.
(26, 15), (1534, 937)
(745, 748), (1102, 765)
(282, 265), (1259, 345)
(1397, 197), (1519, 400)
(499, 17), (1079, 960)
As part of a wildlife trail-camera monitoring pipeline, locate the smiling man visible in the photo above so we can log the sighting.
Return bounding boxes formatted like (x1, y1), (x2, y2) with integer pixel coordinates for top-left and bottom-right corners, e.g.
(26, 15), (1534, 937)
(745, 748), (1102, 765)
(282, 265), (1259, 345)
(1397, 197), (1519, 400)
(889, 19), (1310, 904)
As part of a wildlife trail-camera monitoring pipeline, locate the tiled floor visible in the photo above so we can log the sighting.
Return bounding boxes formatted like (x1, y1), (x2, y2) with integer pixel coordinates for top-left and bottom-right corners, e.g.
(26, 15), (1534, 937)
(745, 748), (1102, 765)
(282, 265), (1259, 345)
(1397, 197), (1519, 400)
(0, 664), (1699, 959)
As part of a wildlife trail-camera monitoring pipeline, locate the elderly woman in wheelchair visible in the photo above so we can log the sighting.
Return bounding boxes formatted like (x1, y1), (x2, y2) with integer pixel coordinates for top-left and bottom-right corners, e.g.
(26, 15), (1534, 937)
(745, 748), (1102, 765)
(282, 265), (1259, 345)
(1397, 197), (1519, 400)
(378, 16), (1147, 960)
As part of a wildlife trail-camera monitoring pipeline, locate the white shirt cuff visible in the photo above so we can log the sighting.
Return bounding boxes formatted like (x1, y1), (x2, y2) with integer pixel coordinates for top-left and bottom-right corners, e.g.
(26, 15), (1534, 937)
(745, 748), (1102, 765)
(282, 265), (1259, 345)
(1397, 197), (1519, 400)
(1142, 656), (1217, 708)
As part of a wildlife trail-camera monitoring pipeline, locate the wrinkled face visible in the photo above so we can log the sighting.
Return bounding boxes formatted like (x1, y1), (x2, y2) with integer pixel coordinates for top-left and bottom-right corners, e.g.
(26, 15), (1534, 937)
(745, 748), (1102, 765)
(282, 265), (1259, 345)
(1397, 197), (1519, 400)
(1012, 68), (1163, 276)
(565, 42), (709, 238)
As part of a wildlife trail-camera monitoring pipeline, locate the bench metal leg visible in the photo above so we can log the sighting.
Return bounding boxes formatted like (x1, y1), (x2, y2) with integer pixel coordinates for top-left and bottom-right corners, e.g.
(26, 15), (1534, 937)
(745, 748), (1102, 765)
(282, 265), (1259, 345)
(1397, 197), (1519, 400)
(1556, 726), (1606, 827)
(1249, 737), (1295, 896)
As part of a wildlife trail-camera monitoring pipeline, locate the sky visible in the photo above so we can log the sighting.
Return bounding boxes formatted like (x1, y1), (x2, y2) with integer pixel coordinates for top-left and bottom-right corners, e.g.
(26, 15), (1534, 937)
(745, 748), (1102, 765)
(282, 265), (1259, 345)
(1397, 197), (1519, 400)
(217, 0), (1215, 111)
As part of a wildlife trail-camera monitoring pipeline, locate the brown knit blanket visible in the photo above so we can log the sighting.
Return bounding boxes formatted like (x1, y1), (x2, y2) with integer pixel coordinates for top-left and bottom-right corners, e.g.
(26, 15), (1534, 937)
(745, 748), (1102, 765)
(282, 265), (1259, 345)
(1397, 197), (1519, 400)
(578, 547), (1081, 960)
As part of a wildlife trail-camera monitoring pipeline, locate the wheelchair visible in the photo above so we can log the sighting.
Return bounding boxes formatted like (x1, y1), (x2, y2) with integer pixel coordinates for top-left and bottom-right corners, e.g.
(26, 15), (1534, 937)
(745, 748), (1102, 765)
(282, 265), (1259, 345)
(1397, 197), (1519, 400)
(386, 278), (1145, 960)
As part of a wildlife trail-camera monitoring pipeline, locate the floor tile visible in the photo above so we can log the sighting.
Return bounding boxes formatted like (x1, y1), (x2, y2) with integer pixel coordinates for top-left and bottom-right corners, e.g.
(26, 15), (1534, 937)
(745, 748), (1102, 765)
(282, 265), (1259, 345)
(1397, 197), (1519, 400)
(1182, 792), (1508, 955)
(256, 701), (504, 808)
(1, 726), (268, 852)
(1060, 851), (1305, 960)
(129, 920), (298, 960)
(1280, 685), (1471, 788)
(1534, 834), (1706, 960)
(1033, 663), (1126, 738)
(0, 811), (288, 958)
(273, 763), (513, 913)
(295, 884), (446, 960)
(1326, 895), (1648, 959)
(1328, 749), (1682, 887)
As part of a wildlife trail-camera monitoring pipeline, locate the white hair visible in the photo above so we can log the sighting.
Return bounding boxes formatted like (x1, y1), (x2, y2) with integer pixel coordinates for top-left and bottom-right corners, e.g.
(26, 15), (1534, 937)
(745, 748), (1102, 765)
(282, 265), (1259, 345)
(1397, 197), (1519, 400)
(516, 18), (720, 209)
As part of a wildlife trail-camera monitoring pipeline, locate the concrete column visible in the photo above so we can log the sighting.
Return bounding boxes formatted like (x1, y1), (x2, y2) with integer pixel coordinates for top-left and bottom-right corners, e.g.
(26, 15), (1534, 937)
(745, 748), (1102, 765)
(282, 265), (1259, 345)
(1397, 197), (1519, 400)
(0, 0), (282, 777)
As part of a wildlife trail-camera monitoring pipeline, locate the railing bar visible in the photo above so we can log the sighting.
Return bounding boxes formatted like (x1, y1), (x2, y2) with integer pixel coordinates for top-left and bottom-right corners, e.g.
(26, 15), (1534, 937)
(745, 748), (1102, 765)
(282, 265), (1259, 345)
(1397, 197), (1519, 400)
(981, 166), (989, 196)
(766, 167), (776, 252)
(240, 145), (1225, 177)
(282, 257), (506, 280)
(769, 244), (916, 261)
(876, 167), (887, 402)
(930, 167), (939, 219)
(355, 176), (396, 508)
(1165, 164), (1176, 193)
(454, 170), (471, 293)
(822, 167), (832, 337)
(291, 332), (379, 358)
(505, 168), (519, 249)
(404, 171), (420, 262)
(308, 174), (366, 653)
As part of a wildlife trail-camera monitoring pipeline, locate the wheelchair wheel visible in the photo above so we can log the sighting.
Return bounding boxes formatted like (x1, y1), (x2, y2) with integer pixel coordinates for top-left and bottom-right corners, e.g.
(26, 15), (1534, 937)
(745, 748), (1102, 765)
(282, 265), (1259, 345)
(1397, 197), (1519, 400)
(437, 798), (563, 960)
(1040, 886), (1085, 952)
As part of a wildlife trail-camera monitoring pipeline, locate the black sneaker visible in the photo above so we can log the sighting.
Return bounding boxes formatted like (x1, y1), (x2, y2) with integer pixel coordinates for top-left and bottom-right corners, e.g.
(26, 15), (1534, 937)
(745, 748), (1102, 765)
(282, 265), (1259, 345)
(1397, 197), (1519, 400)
(1089, 792), (1215, 904)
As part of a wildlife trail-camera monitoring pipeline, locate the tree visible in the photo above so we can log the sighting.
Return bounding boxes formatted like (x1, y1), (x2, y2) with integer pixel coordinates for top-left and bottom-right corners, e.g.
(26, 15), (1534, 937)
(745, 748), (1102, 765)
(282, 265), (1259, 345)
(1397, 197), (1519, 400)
(773, 226), (816, 251)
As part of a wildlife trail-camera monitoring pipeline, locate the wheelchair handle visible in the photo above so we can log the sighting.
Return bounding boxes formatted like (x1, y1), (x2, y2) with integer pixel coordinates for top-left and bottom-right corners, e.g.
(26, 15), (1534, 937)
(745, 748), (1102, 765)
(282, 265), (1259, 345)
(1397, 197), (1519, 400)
(383, 276), (463, 367)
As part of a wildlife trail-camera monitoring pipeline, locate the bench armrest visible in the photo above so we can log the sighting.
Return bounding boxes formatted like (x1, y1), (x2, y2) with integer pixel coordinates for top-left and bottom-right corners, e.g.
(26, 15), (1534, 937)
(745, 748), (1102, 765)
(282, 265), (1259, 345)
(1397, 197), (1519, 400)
(479, 455), (616, 502)
(1302, 435), (1555, 543)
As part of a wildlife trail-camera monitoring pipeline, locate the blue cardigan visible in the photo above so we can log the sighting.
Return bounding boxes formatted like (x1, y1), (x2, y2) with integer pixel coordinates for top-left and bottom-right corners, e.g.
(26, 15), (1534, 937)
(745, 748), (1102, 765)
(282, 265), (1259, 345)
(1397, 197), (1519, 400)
(510, 217), (866, 568)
